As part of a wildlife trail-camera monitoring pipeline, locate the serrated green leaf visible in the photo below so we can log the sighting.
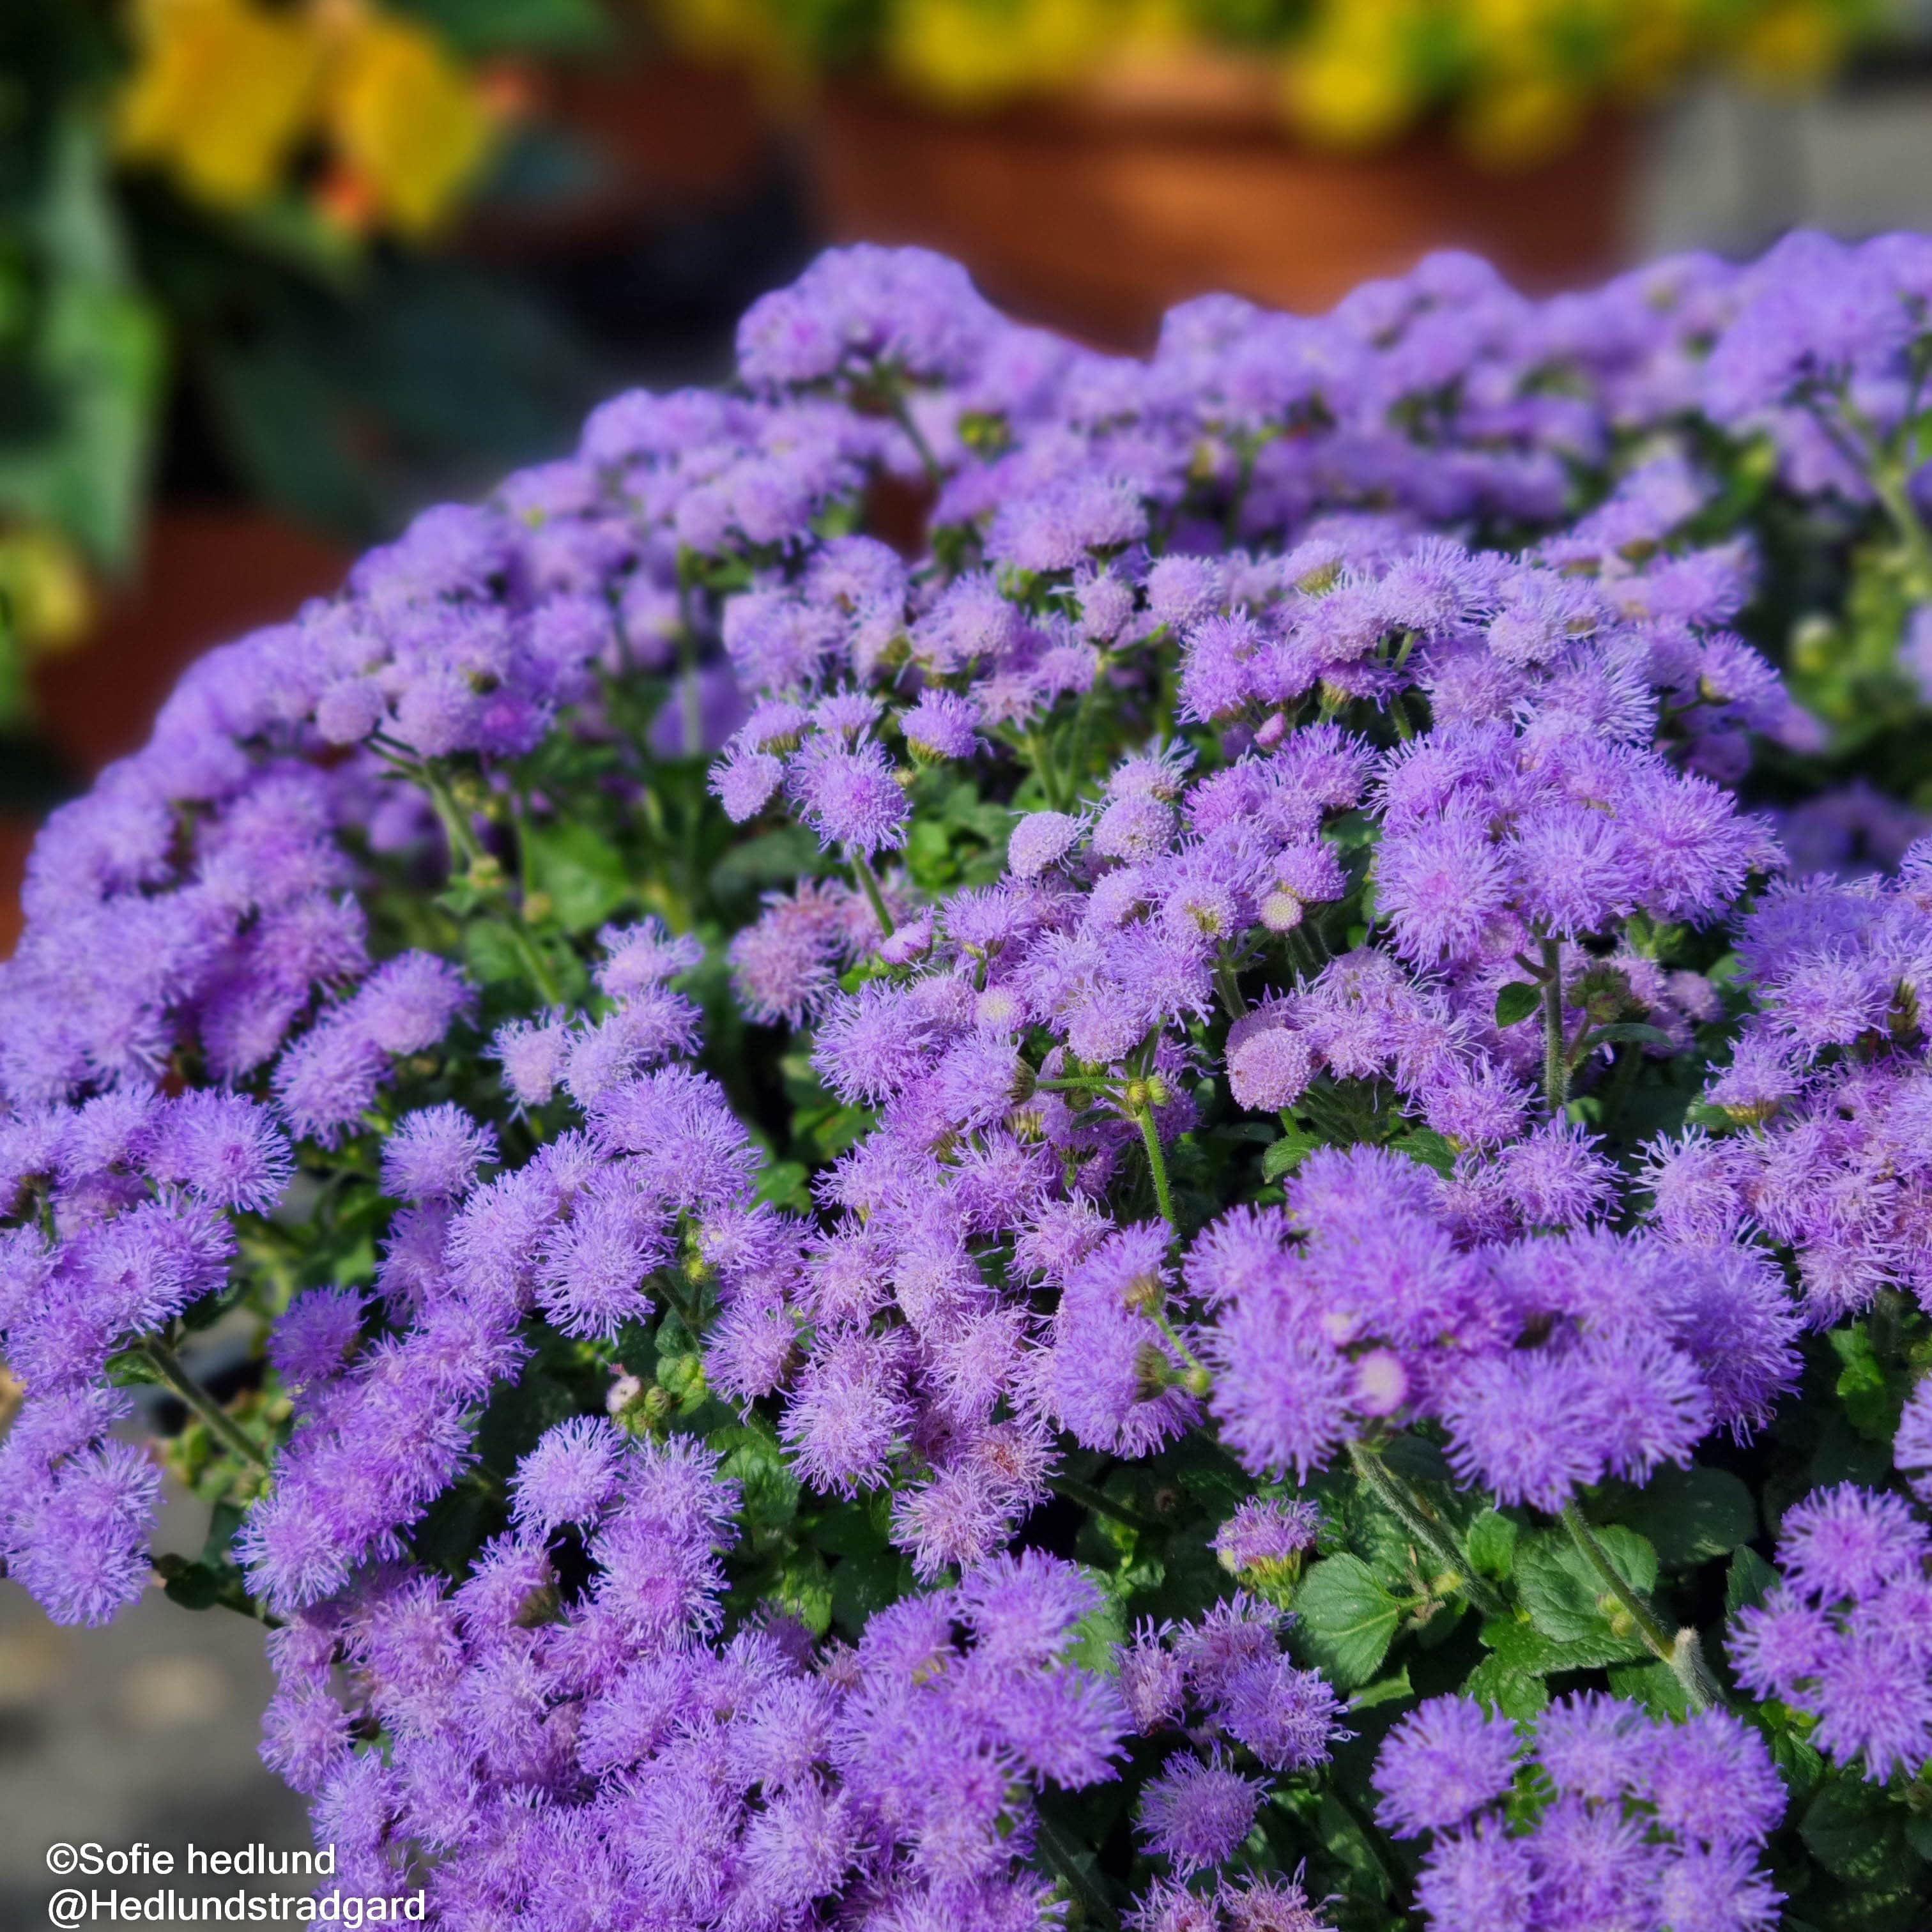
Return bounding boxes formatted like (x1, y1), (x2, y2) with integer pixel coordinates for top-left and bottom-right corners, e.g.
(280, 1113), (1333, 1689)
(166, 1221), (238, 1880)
(1725, 1545), (1779, 1620)
(772, 1548), (834, 1637)
(1381, 1433), (1455, 1485)
(1292, 1554), (1402, 1688)
(830, 1547), (912, 1636)
(1348, 1666), (1414, 1712)
(1462, 1648), (1550, 1719)
(752, 1159), (812, 1213)
(1262, 1127), (1321, 1180)
(1830, 1322), (1905, 1442)
(1478, 1613), (1649, 1676)
(1606, 1657), (1690, 1719)
(1466, 1509), (1519, 1581)
(1494, 981), (1541, 1028)
(717, 1422), (799, 1529)
(1515, 1527), (1657, 1646)
(523, 820), (632, 932)
(1585, 1022), (1678, 1050)
(1604, 1465), (1757, 1568)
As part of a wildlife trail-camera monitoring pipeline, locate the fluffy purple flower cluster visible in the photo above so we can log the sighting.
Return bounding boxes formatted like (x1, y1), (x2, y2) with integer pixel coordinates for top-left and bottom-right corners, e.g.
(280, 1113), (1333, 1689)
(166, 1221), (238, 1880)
(12, 228), (1932, 1928)
(1730, 1483), (1932, 1781)
(1372, 1693), (1784, 1931)
(267, 1427), (1124, 1928)
(1196, 1148), (1799, 1508)
(1643, 857), (1932, 1321)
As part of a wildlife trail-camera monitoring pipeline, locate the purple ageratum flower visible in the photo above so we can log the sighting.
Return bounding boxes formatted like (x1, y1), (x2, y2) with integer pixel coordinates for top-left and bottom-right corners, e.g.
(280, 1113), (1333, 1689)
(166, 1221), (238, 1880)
(1007, 809), (1083, 880)
(785, 735), (910, 858)
(1213, 1496), (1321, 1577)
(145, 1091), (293, 1213)
(1729, 1482), (1932, 1780)
(510, 1415), (627, 1539)
(1137, 1751), (1266, 1876)
(268, 1286), (367, 1390)
(380, 1103), (498, 1204)
(2, 1436), (161, 1627)
(900, 690), (982, 761)
(1372, 1696), (1523, 1837)
(1898, 1379), (1932, 1508)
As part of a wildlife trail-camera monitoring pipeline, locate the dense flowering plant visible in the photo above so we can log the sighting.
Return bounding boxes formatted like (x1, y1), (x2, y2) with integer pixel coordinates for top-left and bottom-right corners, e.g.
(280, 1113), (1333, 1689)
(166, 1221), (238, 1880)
(654, 0), (1881, 165)
(8, 233), (1932, 1928)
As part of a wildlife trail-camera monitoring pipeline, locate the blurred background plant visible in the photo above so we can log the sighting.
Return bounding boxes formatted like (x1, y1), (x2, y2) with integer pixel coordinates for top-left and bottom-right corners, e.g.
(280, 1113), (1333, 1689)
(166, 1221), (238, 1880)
(687, 0), (1883, 165)
(0, 0), (802, 769)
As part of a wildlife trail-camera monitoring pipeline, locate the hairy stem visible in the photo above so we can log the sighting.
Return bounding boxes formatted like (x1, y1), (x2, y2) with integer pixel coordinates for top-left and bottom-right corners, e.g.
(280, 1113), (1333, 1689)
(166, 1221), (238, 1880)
(1214, 949), (1249, 1021)
(1348, 1439), (1503, 1617)
(1561, 1503), (1715, 1710)
(1538, 934), (1569, 1119)
(886, 388), (947, 491)
(848, 850), (896, 939)
(139, 1339), (267, 1473)
(1134, 1101), (1178, 1232)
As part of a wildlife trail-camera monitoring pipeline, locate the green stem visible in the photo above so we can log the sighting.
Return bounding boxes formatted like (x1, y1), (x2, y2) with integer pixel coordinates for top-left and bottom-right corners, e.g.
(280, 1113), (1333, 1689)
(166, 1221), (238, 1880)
(1538, 935), (1569, 1120)
(848, 850), (895, 939)
(1561, 1503), (1715, 1710)
(1214, 949), (1249, 1021)
(423, 769), (484, 869)
(1347, 1439), (1503, 1617)
(1133, 1102), (1177, 1232)
(887, 387), (947, 491)
(1025, 726), (1068, 812)
(1047, 1475), (1165, 1535)
(139, 1339), (266, 1473)
(674, 549), (704, 755)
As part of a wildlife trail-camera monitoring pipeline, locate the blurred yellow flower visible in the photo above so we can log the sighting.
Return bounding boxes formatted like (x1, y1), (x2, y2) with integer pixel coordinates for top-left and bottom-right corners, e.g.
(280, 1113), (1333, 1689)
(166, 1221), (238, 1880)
(1459, 66), (1585, 165)
(887, 0), (1115, 109)
(114, 0), (494, 235)
(1737, 0), (1845, 82)
(326, 10), (495, 234)
(116, 0), (324, 206)
(1280, 2), (1423, 151)
(0, 527), (93, 658)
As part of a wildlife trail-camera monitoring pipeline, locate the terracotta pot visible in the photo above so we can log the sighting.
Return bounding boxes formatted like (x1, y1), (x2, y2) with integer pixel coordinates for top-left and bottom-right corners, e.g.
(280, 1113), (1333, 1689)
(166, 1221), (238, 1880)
(469, 57), (776, 257)
(1, 507), (351, 956)
(811, 67), (1635, 350)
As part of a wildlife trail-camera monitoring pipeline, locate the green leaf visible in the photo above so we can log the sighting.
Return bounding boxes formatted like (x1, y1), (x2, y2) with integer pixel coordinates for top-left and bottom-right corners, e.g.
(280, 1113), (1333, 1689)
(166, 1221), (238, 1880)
(830, 1547), (913, 1636)
(1583, 1022), (1678, 1051)
(772, 1549), (834, 1638)
(1801, 1777), (1923, 1889)
(1725, 1545), (1779, 1620)
(1466, 1509), (1519, 1581)
(752, 1159), (813, 1213)
(1494, 981), (1541, 1029)
(1387, 1127), (1456, 1176)
(1462, 1646), (1550, 1719)
(463, 919), (528, 985)
(1292, 1554), (1403, 1688)
(717, 1422), (798, 1529)
(1604, 1465), (1757, 1568)
(709, 826), (830, 896)
(1381, 1433), (1455, 1485)
(1478, 1613), (1649, 1679)
(1830, 1323), (1905, 1442)
(1348, 1665), (1414, 1712)
(1607, 1658), (1690, 1717)
(523, 822), (632, 933)
(1262, 1126), (1321, 1180)
(1515, 1527), (1657, 1646)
